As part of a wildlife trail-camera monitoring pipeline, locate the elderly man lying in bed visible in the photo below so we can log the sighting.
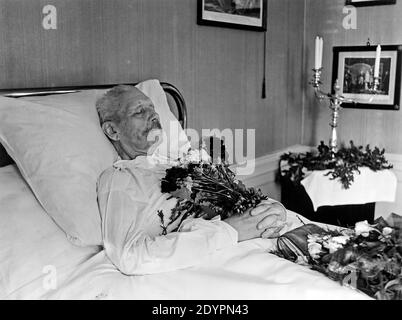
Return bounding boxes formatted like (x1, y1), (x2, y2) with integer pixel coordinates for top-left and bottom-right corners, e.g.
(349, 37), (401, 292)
(95, 85), (287, 275)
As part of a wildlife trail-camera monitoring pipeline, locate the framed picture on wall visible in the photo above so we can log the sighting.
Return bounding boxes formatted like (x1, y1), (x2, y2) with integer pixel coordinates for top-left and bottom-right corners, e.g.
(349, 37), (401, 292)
(197, 0), (267, 31)
(332, 45), (402, 110)
(345, 0), (396, 7)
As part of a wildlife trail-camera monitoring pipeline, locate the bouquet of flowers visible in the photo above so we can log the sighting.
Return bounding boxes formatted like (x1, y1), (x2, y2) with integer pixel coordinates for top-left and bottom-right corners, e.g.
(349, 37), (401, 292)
(158, 147), (268, 235)
(280, 141), (393, 189)
(273, 214), (402, 300)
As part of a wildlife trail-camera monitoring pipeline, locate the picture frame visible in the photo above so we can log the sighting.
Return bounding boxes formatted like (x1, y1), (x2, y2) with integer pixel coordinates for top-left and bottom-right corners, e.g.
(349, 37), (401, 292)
(332, 45), (402, 110)
(197, 0), (267, 32)
(345, 0), (396, 7)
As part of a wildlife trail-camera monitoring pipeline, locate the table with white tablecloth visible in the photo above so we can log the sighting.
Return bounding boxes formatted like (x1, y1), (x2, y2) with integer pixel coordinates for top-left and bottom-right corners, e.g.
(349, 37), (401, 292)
(281, 167), (397, 227)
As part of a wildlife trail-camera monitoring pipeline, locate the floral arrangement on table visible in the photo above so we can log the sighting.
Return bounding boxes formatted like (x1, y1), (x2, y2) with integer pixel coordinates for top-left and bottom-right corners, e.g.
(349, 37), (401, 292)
(273, 214), (402, 300)
(157, 147), (268, 235)
(279, 141), (393, 189)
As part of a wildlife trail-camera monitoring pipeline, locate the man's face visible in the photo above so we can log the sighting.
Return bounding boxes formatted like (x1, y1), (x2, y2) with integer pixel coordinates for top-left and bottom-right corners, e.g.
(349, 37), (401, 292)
(114, 89), (162, 158)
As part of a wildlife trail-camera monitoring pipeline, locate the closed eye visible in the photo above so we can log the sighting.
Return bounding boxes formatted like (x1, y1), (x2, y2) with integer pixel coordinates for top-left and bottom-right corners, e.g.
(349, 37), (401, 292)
(132, 108), (144, 116)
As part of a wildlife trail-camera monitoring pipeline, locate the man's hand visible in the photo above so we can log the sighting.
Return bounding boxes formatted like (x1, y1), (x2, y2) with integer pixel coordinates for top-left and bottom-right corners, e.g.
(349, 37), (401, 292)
(223, 200), (287, 242)
(250, 200), (287, 238)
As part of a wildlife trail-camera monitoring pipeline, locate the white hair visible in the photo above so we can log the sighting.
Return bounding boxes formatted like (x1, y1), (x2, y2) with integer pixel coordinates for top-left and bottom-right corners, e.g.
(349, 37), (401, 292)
(95, 84), (135, 125)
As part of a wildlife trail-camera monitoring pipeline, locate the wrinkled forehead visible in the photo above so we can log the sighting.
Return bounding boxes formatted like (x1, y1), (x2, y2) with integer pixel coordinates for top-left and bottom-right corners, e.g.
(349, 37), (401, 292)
(121, 87), (153, 109)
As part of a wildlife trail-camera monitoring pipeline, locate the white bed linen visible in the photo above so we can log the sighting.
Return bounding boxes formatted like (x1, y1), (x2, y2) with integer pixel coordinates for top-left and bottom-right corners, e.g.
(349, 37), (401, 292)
(1, 164), (370, 300)
(43, 212), (370, 300)
(0, 164), (99, 299)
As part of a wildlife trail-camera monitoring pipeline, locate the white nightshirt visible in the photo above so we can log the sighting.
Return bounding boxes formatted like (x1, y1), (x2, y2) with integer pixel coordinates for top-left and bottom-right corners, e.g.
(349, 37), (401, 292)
(97, 156), (238, 276)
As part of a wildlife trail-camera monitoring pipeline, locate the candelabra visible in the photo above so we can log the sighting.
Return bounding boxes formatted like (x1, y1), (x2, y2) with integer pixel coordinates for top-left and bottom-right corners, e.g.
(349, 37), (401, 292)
(310, 68), (381, 154)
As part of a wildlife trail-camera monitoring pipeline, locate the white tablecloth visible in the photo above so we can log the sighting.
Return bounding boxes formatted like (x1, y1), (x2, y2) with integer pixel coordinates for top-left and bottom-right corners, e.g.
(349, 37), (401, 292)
(301, 167), (397, 211)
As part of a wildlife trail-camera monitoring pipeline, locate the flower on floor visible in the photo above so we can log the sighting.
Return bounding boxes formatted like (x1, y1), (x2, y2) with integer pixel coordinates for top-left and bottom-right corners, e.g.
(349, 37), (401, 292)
(273, 213), (402, 300)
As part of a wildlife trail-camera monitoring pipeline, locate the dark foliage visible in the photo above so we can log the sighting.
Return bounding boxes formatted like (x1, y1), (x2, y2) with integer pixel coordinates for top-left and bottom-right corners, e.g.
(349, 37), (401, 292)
(280, 141), (393, 189)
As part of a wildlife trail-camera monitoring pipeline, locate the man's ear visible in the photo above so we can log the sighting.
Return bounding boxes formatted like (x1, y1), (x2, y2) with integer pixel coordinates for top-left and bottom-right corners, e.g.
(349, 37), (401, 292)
(102, 121), (120, 141)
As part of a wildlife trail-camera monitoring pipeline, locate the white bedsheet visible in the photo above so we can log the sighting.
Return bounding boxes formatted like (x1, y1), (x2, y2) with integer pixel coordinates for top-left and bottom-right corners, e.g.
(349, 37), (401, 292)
(0, 164), (99, 299)
(43, 212), (370, 300)
(0, 164), (370, 300)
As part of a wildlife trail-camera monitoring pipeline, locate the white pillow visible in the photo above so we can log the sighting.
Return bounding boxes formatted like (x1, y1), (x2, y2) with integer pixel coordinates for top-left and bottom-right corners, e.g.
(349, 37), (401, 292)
(135, 80), (190, 161)
(0, 79), (189, 246)
(0, 97), (116, 246)
(23, 79), (190, 161)
(0, 164), (98, 299)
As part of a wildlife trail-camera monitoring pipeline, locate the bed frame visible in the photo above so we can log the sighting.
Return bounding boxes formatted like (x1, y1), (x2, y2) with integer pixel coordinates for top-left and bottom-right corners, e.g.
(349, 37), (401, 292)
(0, 82), (187, 167)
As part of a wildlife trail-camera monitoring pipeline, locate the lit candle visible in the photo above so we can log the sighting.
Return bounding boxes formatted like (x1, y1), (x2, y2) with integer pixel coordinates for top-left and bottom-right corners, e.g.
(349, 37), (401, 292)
(374, 45), (381, 78)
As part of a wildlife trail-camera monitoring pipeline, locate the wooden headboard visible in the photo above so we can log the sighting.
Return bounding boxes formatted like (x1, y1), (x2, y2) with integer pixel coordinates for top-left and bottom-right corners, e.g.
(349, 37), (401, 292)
(0, 82), (187, 167)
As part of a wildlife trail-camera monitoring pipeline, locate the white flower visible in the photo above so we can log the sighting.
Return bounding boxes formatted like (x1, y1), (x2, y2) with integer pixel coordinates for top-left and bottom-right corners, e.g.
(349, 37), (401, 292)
(323, 238), (344, 253)
(183, 148), (211, 163)
(279, 161), (290, 174)
(307, 234), (321, 243)
(182, 177), (193, 192)
(382, 227), (393, 237)
(308, 242), (322, 259)
(354, 220), (374, 237)
(331, 235), (350, 245)
(336, 159), (344, 166)
(328, 261), (350, 275)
